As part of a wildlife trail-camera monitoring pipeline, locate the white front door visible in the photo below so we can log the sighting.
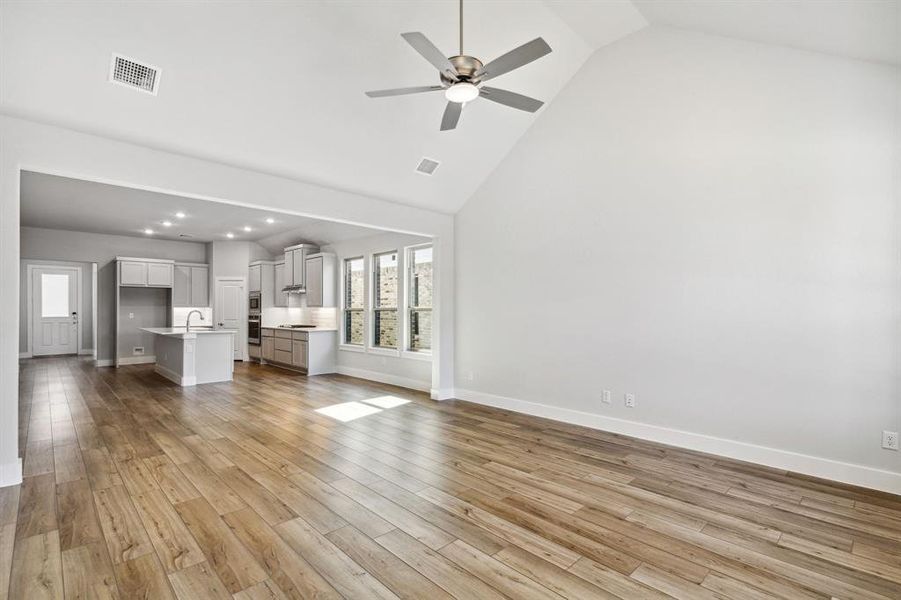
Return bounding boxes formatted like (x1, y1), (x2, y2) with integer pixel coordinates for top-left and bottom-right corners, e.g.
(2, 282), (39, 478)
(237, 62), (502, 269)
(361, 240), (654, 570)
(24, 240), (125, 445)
(32, 267), (78, 356)
(215, 278), (245, 360)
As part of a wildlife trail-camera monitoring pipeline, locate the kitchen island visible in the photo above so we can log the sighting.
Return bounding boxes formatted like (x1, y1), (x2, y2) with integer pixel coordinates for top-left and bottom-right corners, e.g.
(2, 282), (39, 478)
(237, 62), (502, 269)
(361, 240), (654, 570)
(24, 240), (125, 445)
(142, 327), (236, 386)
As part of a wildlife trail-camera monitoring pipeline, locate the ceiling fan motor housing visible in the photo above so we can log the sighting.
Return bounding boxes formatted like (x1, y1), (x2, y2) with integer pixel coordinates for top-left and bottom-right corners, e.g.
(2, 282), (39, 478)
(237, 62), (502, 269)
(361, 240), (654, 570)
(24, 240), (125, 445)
(442, 55), (484, 85)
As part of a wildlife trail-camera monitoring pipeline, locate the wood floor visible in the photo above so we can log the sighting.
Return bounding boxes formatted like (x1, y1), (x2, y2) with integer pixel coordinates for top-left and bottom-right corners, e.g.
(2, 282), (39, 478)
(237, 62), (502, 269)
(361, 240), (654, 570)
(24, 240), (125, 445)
(2, 357), (901, 599)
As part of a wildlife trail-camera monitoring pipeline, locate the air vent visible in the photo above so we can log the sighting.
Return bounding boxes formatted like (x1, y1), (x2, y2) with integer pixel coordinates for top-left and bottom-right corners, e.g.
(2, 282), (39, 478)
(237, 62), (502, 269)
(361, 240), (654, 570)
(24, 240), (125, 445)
(415, 158), (440, 176)
(109, 53), (161, 95)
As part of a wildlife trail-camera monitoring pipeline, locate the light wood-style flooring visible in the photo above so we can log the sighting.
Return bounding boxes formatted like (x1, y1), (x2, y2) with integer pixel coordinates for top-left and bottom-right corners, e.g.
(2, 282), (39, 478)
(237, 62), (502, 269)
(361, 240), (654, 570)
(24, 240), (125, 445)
(3, 355), (901, 599)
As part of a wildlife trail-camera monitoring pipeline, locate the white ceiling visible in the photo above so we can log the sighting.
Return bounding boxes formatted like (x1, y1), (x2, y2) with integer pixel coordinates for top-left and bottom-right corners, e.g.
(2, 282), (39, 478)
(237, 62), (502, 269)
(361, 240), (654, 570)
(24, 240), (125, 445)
(633, 0), (901, 66)
(2, 1), (896, 217)
(20, 171), (383, 248)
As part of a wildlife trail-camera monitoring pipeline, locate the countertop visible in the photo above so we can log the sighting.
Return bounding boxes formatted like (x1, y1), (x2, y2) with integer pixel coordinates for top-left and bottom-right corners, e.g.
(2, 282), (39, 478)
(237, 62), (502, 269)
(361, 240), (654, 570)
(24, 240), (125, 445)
(142, 327), (238, 338)
(262, 326), (337, 333)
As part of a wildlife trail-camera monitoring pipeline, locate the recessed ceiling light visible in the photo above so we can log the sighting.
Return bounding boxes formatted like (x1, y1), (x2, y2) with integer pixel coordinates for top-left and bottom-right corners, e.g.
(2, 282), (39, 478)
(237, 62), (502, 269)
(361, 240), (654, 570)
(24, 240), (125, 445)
(162, 221), (172, 227)
(243, 226), (252, 232)
(175, 212), (186, 219)
(144, 228), (154, 235)
(226, 232), (234, 239)
(265, 217), (275, 224)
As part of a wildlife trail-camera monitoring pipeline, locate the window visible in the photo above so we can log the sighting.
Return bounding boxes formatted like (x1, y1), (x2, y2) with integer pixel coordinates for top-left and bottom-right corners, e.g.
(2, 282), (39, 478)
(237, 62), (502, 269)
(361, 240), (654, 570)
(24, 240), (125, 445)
(407, 245), (432, 352)
(41, 273), (69, 317)
(372, 251), (398, 349)
(343, 257), (364, 345)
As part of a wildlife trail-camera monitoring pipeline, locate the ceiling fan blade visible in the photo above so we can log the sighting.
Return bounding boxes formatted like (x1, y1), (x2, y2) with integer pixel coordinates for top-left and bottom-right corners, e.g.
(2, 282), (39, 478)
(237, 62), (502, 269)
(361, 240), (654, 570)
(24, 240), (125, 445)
(440, 101), (463, 131)
(474, 37), (552, 82)
(365, 85), (445, 98)
(401, 32), (459, 80)
(480, 87), (544, 113)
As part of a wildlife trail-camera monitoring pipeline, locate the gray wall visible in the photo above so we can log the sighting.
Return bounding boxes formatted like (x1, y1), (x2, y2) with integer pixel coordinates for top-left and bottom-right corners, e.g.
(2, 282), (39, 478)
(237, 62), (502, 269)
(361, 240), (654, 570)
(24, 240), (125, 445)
(19, 259), (94, 354)
(455, 27), (901, 474)
(20, 227), (206, 362)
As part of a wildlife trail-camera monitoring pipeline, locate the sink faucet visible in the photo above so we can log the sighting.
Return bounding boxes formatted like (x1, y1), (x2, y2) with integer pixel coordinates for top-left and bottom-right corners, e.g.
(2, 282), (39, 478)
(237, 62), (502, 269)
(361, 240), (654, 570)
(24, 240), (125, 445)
(185, 310), (204, 333)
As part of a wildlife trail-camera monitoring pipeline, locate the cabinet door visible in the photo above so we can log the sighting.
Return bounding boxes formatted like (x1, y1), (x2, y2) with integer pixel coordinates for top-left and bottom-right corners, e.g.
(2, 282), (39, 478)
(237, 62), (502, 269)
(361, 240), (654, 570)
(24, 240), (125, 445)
(274, 263), (287, 307)
(119, 261), (147, 286)
(261, 338), (274, 361)
(147, 263), (173, 287)
(191, 266), (209, 306)
(172, 265), (191, 306)
(292, 250), (305, 288)
(249, 264), (261, 293)
(284, 251), (294, 286)
(305, 256), (323, 307)
(292, 340), (308, 369)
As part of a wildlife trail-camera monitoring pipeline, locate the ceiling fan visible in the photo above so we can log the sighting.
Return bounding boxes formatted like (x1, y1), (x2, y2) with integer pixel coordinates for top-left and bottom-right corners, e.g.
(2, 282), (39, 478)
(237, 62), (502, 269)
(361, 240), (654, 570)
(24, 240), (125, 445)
(365, 0), (552, 131)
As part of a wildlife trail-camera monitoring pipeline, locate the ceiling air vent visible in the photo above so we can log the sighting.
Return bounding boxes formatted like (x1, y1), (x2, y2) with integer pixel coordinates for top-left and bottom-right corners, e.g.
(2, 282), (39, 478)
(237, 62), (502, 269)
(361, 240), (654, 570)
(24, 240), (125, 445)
(415, 158), (440, 176)
(109, 53), (161, 95)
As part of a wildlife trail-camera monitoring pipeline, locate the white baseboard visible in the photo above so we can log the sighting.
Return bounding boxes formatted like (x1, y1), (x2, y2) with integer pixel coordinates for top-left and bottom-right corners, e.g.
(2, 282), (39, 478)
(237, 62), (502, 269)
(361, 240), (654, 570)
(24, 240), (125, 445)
(118, 355), (156, 366)
(336, 366), (430, 392)
(453, 388), (901, 495)
(431, 388), (455, 401)
(154, 364), (195, 386)
(0, 458), (22, 488)
(78, 349), (94, 356)
(94, 359), (114, 367)
(18, 352), (31, 359)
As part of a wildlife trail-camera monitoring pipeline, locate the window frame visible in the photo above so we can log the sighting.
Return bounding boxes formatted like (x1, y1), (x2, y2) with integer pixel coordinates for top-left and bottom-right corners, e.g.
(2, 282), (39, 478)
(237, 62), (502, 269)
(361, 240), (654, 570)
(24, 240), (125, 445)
(404, 244), (433, 356)
(341, 256), (365, 349)
(370, 250), (400, 353)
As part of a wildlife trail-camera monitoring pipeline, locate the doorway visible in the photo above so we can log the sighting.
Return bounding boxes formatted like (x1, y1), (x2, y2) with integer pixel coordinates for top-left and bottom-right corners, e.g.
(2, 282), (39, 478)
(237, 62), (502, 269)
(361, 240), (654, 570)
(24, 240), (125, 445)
(215, 277), (245, 361)
(28, 266), (79, 356)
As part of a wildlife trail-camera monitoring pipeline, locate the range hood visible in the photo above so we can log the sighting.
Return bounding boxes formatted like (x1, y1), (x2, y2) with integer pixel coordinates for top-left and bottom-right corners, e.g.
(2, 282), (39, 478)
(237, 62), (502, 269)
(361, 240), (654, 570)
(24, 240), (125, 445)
(282, 284), (305, 294)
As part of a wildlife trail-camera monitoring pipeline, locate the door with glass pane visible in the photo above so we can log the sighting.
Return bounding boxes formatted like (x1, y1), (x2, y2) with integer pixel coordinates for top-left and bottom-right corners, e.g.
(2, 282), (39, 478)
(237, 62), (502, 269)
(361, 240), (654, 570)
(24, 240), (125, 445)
(32, 267), (78, 356)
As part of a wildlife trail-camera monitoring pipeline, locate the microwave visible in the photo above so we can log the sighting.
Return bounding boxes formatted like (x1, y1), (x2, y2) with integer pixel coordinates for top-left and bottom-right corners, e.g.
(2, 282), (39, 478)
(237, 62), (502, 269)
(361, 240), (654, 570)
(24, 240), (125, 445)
(248, 292), (261, 315)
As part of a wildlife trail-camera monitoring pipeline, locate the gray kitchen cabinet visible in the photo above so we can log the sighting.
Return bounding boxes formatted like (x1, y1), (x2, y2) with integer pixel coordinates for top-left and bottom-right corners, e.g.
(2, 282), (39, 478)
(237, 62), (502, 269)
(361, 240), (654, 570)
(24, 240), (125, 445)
(191, 266), (209, 306)
(282, 244), (319, 289)
(173, 265), (191, 305)
(261, 337), (274, 361)
(304, 253), (336, 307)
(118, 258), (174, 288)
(172, 263), (209, 307)
(292, 340), (308, 369)
(248, 263), (261, 293)
(259, 327), (335, 374)
(147, 262), (174, 287)
(273, 261), (287, 307)
(119, 261), (148, 286)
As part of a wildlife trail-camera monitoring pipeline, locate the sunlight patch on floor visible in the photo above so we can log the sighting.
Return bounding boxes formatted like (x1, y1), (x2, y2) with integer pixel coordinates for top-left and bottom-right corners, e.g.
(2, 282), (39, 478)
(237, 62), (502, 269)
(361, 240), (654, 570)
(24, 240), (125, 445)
(315, 401), (383, 422)
(361, 395), (410, 408)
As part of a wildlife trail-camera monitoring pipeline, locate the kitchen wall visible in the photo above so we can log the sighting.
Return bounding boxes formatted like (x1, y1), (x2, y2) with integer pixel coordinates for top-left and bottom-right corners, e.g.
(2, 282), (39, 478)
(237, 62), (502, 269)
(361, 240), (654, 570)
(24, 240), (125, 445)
(20, 226), (206, 363)
(19, 258), (94, 355)
(323, 231), (433, 391)
(455, 26), (901, 490)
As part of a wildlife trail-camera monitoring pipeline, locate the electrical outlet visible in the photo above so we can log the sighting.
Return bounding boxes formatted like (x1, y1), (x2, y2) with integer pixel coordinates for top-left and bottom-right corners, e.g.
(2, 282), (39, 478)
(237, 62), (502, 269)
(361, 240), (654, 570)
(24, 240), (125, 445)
(132, 346), (144, 356)
(128, 312), (134, 319)
(602, 390), (612, 404)
(625, 393), (635, 408)
(883, 430), (899, 451)
(465, 371), (475, 383)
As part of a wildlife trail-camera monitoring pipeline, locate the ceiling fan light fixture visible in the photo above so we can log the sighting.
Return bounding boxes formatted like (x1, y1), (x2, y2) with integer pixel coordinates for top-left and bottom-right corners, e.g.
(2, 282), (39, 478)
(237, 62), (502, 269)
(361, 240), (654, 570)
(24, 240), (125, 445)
(445, 82), (479, 103)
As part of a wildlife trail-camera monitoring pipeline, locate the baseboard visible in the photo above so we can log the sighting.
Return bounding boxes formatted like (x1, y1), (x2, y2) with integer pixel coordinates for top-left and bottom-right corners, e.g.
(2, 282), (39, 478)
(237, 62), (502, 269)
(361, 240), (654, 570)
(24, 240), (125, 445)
(78, 349), (94, 356)
(453, 388), (901, 495)
(94, 359), (114, 367)
(0, 458), (22, 488)
(118, 355), (156, 366)
(336, 366), (430, 392)
(18, 352), (31, 359)
(431, 388), (455, 401)
(154, 364), (195, 386)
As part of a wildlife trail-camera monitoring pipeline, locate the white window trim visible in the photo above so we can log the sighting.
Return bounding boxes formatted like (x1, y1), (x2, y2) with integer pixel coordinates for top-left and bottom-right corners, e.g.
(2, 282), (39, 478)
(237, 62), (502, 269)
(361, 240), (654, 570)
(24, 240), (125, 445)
(340, 255), (365, 348)
(404, 243), (433, 358)
(370, 249), (400, 352)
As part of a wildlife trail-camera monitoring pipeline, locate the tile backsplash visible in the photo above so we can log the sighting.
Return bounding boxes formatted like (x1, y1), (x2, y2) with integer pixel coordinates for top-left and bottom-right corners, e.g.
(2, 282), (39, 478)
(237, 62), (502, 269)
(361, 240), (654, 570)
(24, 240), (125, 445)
(262, 306), (337, 329)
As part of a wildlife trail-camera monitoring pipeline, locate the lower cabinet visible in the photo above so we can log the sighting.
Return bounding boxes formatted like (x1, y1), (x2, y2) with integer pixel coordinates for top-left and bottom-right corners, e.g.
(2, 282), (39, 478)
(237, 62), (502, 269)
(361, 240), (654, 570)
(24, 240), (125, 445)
(292, 340), (308, 369)
(259, 328), (334, 374)
(261, 337), (274, 361)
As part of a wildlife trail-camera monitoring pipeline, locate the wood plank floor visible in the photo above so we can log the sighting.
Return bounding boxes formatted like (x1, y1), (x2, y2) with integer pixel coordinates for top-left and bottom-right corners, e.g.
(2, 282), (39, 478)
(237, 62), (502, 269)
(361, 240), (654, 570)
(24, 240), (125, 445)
(3, 356), (901, 599)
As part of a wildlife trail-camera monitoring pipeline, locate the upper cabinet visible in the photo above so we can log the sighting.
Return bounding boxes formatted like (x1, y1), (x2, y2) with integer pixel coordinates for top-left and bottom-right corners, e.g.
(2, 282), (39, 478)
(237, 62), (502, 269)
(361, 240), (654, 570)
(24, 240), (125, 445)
(304, 253), (337, 307)
(273, 260), (287, 307)
(283, 244), (318, 290)
(172, 263), (209, 307)
(118, 258), (174, 288)
(248, 263), (262, 293)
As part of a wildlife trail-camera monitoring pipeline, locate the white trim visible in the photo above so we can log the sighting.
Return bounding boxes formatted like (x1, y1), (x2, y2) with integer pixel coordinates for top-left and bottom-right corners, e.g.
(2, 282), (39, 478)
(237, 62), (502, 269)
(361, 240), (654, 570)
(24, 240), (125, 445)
(18, 352), (31, 359)
(368, 346), (400, 357)
(25, 263), (83, 356)
(402, 350), (432, 362)
(117, 355), (156, 365)
(339, 344), (365, 353)
(431, 388), (455, 401)
(78, 349), (93, 356)
(337, 366), (430, 392)
(453, 388), (901, 495)
(94, 359), (114, 367)
(155, 364), (196, 386)
(0, 458), (22, 488)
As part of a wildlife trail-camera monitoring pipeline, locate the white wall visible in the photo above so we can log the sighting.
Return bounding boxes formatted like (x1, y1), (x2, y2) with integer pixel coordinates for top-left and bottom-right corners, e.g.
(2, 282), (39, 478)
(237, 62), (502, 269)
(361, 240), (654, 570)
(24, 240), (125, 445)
(20, 227), (206, 363)
(455, 27), (901, 491)
(323, 232), (433, 391)
(0, 115), (454, 487)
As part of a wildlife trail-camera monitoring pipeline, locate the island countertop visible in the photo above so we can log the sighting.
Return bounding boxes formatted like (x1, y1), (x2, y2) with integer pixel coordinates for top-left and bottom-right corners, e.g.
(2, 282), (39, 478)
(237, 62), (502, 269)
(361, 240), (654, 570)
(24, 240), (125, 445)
(142, 327), (238, 339)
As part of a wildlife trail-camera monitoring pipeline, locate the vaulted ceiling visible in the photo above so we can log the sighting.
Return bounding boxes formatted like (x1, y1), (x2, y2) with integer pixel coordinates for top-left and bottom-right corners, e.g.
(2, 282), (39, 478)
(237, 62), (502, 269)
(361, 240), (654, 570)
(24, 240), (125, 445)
(1, 1), (896, 214)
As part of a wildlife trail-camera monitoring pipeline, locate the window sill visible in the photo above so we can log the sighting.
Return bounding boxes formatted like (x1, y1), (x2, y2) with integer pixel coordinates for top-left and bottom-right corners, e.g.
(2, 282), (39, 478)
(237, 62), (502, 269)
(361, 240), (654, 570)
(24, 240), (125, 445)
(368, 347), (401, 357)
(401, 350), (432, 362)
(339, 344), (365, 353)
